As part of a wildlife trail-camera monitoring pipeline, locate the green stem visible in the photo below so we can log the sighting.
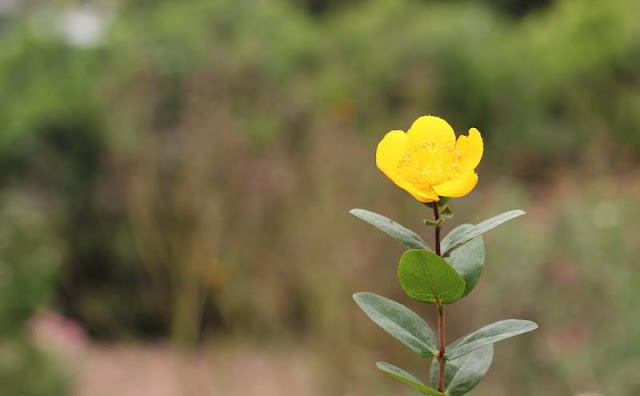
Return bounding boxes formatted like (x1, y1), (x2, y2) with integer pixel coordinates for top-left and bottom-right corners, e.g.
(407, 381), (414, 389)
(432, 202), (446, 392)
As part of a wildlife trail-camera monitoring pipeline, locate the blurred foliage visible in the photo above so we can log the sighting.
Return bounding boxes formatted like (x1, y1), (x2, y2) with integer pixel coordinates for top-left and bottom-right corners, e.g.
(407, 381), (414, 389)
(0, 335), (67, 395)
(0, 186), (68, 392)
(1, 0), (640, 394)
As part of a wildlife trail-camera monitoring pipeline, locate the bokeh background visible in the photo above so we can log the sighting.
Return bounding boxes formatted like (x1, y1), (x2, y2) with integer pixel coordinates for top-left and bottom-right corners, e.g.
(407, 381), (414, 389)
(1, 0), (639, 395)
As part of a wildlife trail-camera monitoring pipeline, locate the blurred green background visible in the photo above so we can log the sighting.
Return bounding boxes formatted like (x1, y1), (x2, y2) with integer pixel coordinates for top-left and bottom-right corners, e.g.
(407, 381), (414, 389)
(1, 0), (639, 394)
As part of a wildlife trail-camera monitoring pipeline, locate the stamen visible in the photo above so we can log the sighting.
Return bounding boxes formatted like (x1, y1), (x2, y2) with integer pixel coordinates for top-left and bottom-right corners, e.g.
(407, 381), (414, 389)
(396, 140), (462, 187)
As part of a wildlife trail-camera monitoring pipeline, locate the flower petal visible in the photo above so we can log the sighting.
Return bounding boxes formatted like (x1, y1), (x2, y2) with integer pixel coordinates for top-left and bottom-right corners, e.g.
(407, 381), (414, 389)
(407, 116), (456, 145)
(456, 127), (483, 171)
(407, 188), (440, 203)
(376, 130), (440, 203)
(376, 130), (408, 172)
(432, 171), (478, 198)
(376, 130), (415, 192)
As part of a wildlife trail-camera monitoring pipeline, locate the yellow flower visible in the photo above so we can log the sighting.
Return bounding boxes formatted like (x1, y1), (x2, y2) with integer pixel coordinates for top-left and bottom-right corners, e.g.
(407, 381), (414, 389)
(376, 115), (483, 203)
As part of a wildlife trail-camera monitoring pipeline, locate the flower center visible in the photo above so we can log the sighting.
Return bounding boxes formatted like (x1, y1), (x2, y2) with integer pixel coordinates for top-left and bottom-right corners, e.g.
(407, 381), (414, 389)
(397, 140), (462, 188)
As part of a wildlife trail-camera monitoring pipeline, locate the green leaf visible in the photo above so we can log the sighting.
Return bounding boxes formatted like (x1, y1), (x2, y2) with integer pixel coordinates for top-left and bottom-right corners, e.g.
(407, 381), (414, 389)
(442, 224), (484, 298)
(398, 250), (465, 304)
(430, 345), (494, 396)
(377, 362), (447, 396)
(440, 205), (454, 220)
(447, 319), (538, 360)
(350, 209), (431, 250)
(442, 210), (525, 256)
(425, 218), (446, 227)
(353, 292), (438, 356)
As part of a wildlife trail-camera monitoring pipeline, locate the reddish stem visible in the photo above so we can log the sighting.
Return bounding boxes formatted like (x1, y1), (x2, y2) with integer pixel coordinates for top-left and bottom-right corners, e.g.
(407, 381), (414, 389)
(432, 202), (446, 392)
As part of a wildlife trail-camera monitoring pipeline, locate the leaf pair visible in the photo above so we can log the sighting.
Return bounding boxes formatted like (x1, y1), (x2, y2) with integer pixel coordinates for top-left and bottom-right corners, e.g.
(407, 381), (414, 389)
(355, 292), (482, 396)
(349, 208), (524, 254)
(354, 293), (537, 361)
(377, 345), (494, 396)
(350, 208), (525, 301)
(354, 293), (537, 395)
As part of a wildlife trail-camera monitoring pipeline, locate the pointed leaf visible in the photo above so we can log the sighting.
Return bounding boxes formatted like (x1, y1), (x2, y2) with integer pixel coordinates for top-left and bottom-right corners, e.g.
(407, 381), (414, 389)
(447, 319), (538, 360)
(442, 224), (484, 297)
(377, 362), (447, 396)
(425, 218), (446, 227)
(440, 205), (454, 219)
(398, 250), (465, 304)
(353, 292), (438, 356)
(430, 345), (494, 396)
(350, 209), (431, 250)
(443, 210), (525, 256)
